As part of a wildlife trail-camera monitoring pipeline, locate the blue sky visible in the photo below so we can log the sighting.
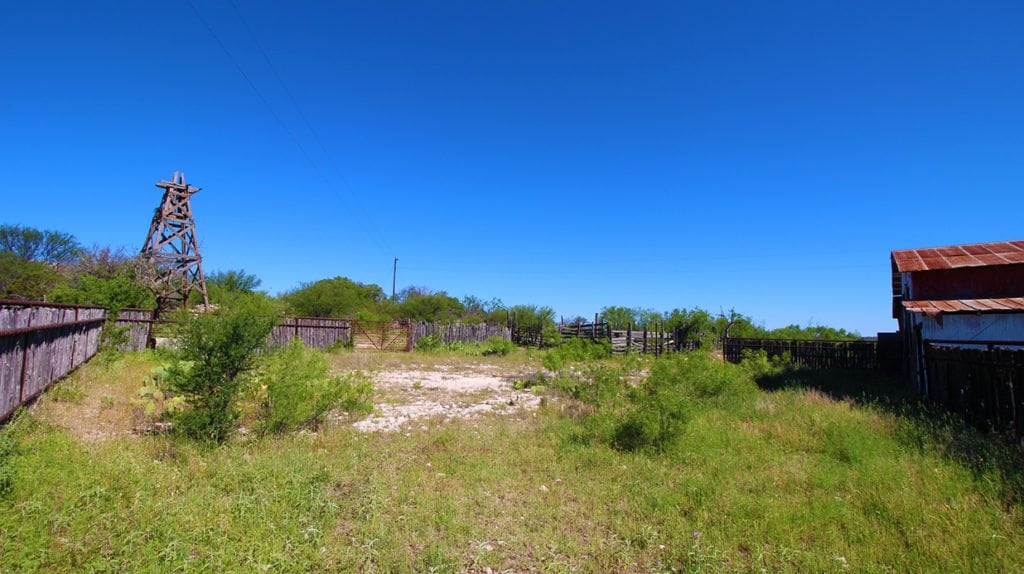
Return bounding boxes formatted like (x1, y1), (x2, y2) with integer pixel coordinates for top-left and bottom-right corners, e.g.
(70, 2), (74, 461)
(2, 1), (1022, 335)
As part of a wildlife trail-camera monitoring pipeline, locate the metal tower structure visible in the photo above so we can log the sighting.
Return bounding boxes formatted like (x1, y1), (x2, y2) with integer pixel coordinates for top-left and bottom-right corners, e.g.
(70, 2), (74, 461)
(141, 172), (209, 313)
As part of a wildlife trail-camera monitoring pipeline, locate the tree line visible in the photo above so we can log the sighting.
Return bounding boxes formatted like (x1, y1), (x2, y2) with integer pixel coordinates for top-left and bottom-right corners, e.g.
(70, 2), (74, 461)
(0, 223), (860, 339)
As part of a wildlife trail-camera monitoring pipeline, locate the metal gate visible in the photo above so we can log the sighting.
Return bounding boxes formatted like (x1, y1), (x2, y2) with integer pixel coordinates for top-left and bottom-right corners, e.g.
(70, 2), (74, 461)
(351, 320), (412, 352)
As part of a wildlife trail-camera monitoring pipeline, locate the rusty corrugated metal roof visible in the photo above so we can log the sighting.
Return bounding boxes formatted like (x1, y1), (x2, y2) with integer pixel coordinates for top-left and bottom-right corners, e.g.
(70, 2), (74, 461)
(903, 297), (1024, 314)
(892, 240), (1024, 272)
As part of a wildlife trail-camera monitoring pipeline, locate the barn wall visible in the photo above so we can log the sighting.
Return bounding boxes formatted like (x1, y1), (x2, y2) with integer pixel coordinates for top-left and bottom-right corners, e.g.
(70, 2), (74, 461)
(915, 312), (1024, 344)
(902, 310), (1024, 395)
(908, 264), (1024, 301)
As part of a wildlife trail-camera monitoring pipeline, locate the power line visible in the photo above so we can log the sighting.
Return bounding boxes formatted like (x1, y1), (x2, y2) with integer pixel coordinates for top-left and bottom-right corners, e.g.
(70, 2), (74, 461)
(225, 0), (391, 254)
(184, 0), (389, 252)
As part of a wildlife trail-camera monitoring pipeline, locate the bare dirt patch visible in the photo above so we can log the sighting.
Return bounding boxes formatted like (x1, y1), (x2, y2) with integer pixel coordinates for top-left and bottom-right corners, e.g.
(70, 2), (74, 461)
(348, 364), (544, 432)
(30, 356), (150, 443)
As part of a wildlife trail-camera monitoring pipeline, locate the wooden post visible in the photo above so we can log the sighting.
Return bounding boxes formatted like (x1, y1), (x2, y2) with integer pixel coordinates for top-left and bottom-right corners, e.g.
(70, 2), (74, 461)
(69, 307), (79, 365)
(656, 321), (661, 357)
(593, 313), (598, 339)
(17, 309), (34, 402)
(643, 324), (648, 354)
(627, 322), (632, 354)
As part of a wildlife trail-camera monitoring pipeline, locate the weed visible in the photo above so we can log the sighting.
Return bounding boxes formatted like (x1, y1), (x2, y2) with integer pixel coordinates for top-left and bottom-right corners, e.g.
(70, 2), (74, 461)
(0, 430), (15, 497)
(47, 382), (85, 404)
(132, 365), (185, 424)
(251, 339), (374, 434)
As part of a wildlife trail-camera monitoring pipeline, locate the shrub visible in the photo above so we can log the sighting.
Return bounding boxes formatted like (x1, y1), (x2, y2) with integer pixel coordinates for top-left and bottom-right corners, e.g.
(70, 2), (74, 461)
(253, 339), (373, 434)
(551, 364), (626, 408)
(415, 334), (445, 352)
(739, 349), (796, 380)
(482, 336), (514, 356)
(168, 295), (278, 443)
(542, 338), (612, 371)
(613, 353), (758, 452)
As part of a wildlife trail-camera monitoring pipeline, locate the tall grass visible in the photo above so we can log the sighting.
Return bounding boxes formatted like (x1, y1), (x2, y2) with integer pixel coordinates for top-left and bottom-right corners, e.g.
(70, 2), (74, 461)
(1, 351), (1023, 572)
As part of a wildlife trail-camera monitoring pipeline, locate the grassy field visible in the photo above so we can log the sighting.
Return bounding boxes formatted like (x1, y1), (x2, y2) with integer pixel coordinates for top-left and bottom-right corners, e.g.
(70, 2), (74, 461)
(2, 348), (1024, 572)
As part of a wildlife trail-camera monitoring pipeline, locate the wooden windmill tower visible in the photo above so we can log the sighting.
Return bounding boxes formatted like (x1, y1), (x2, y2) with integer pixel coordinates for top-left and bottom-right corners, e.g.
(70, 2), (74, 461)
(141, 172), (209, 313)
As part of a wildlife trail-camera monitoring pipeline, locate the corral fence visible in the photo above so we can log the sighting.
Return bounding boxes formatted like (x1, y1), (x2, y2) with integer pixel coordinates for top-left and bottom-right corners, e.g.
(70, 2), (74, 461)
(722, 337), (881, 369)
(110, 311), (355, 352)
(411, 322), (510, 347)
(112, 313), (510, 353)
(512, 316), (702, 355)
(924, 342), (1024, 437)
(1, 300), (107, 422)
(1, 296), (523, 423)
(271, 317), (351, 349)
(351, 320), (412, 352)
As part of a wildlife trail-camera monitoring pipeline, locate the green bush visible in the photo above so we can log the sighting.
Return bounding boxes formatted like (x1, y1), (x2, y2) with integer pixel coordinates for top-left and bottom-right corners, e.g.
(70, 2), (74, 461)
(613, 353), (757, 452)
(253, 339), (373, 434)
(415, 335), (513, 356)
(738, 349), (796, 380)
(168, 295), (278, 443)
(542, 338), (612, 371)
(551, 364), (626, 408)
(482, 336), (514, 356)
(415, 334), (445, 352)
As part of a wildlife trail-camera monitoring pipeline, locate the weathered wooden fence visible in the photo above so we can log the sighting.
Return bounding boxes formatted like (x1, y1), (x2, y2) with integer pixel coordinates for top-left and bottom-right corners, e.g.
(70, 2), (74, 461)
(114, 313), (510, 353)
(412, 322), (510, 346)
(510, 324), (546, 347)
(523, 319), (702, 355)
(351, 320), (412, 352)
(1, 300), (107, 422)
(559, 321), (610, 341)
(924, 343), (1024, 437)
(270, 317), (351, 349)
(115, 308), (156, 351)
(723, 337), (880, 369)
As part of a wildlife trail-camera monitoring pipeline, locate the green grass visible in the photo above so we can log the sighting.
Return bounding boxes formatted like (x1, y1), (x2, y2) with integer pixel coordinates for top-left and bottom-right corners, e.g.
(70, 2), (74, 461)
(1, 351), (1023, 572)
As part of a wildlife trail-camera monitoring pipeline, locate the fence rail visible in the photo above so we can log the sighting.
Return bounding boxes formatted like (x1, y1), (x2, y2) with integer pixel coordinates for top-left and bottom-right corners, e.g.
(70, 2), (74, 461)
(925, 343), (1024, 437)
(1, 301), (106, 422)
(270, 317), (351, 349)
(518, 319), (700, 355)
(723, 337), (880, 369)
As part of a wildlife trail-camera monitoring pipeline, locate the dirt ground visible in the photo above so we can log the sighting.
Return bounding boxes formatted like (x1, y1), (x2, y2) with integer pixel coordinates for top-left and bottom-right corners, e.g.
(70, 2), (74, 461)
(347, 363), (544, 432)
(29, 353), (549, 441)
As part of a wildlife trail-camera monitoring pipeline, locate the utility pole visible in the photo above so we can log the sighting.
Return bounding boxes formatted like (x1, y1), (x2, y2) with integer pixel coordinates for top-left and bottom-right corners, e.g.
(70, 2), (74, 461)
(392, 257), (398, 301)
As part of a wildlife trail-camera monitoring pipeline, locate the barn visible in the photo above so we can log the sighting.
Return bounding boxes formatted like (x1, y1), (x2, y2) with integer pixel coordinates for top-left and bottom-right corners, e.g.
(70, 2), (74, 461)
(891, 240), (1024, 393)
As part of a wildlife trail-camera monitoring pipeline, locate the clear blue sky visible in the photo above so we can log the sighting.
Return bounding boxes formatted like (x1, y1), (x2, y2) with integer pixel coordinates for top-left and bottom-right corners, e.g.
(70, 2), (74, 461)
(2, 1), (1022, 335)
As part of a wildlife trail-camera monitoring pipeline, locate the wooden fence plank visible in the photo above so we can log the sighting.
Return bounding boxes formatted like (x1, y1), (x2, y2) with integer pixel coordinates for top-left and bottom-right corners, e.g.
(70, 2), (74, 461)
(0, 302), (107, 422)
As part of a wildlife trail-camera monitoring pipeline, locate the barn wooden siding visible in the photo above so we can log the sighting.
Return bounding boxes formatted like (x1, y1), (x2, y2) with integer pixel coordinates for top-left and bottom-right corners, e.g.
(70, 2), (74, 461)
(924, 343), (1024, 437)
(1, 300), (107, 422)
(722, 337), (880, 369)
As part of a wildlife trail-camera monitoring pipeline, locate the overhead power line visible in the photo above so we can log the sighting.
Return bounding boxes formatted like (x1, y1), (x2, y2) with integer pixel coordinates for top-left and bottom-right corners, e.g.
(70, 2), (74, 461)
(184, 0), (390, 252)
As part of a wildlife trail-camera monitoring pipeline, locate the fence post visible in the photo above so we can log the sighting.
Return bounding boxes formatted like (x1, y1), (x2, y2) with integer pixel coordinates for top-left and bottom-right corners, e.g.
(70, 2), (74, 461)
(17, 309), (34, 402)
